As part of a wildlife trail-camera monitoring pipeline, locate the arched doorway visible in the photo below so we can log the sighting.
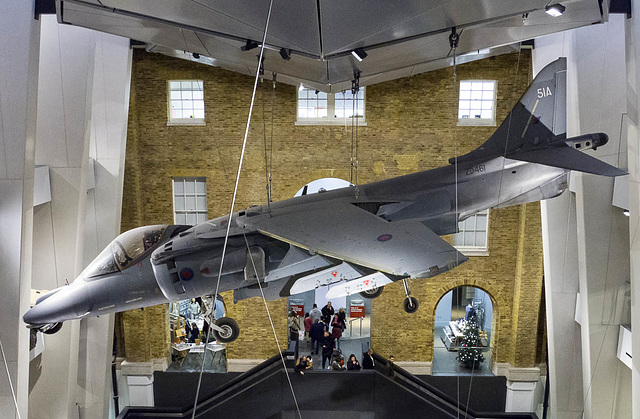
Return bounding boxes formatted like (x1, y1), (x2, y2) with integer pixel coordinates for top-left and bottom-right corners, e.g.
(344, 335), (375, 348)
(433, 285), (494, 375)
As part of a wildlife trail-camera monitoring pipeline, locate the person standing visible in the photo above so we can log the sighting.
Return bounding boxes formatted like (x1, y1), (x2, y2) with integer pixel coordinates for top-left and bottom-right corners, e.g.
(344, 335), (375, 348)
(288, 310), (301, 344)
(331, 313), (343, 349)
(362, 348), (375, 369)
(309, 319), (324, 355)
(337, 307), (347, 331)
(189, 298), (201, 320)
(321, 301), (334, 325)
(309, 303), (322, 324)
(384, 355), (396, 378)
(321, 331), (335, 369)
(303, 312), (313, 345)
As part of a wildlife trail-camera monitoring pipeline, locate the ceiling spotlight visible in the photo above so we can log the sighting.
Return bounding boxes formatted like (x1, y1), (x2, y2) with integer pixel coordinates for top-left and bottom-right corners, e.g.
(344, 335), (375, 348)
(623, 209), (630, 217)
(279, 48), (291, 61)
(351, 48), (368, 62)
(192, 53), (200, 59)
(545, 3), (566, 17)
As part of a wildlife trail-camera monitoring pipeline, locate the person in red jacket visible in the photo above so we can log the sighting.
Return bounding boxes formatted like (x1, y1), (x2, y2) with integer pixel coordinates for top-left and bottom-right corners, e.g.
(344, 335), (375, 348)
(331, 313), (343, 349)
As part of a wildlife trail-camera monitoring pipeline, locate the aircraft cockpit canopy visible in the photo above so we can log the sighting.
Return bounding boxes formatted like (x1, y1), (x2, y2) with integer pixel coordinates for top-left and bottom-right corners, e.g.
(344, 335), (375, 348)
(82, 225), (168, 279)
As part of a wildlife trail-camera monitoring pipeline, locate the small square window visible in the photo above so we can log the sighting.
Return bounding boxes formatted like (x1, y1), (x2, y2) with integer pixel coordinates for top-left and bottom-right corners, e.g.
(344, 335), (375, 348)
(453, 210), (489, 256)
(173, 177), (207, 225)
(168, 80), (205, 126)
(458, 80), (496, 127)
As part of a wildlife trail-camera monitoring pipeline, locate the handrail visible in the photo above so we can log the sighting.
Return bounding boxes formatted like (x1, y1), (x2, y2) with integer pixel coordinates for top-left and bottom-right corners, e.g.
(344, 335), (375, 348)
(117, 351), (293, 419)
(370, 352), (536, 419)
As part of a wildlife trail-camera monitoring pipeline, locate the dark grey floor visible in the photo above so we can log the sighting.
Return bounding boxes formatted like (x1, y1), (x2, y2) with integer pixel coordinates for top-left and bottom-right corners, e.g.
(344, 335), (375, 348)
(432, 329), (493, 376)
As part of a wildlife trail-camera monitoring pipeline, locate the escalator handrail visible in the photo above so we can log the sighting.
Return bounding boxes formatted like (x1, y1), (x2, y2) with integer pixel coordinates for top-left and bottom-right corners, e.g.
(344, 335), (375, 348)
(371, 353), (536, 419)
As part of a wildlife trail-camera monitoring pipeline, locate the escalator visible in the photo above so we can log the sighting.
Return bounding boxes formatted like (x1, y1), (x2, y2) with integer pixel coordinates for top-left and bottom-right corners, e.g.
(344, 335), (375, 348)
(117, 351), (538, 419)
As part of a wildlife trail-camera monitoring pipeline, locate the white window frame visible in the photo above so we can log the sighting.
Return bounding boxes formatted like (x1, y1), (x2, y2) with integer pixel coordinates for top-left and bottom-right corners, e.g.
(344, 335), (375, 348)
(457, 80), (496, 127)
(454, 210), (489, 256)
(167, 80), (206, 126)
(172, 177), (208, 225)
(295, 87), (366, 126)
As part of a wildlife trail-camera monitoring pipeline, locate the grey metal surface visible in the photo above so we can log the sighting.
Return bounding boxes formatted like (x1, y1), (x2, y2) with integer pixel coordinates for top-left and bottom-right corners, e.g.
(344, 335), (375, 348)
(56, 0), (606, 91)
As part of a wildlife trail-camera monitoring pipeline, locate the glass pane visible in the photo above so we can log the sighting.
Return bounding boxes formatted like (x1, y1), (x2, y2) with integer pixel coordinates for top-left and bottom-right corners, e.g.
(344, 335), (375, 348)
(459, 100), (470, 110)
(196, 180), (206, 193)
(481, 101), (493, 110)
(172, 110), (183, 119)
(471, 90), (482, 100)
(194, 100), (204, 110)
(464, 217), (474, 230)
(174, 197), (185, 211)
(174, 180), (184, 194)
(196, 196), (206, 210)
(185, 180), (195, 194)
(335, 109), (344, 118)
(197, 213), (208, 224)
(482, 90), (494, 100)
(170, 81), (181, 90)
(318, 109), (327, 118)
(171, 100), (181, 110)
(195, 81), (203, 90)
(459, 90), (471, 100)
(453, 232), (462, 246)
(464, 232), (474, 246)
(471, 81), (484, 90)
(477, 214), (487, 229)
(181, 100), (192, 110)
(481, 110), (493, 119)
(298, 99), (307, 111)
(182, 91), (193, 100)
(459, 110), (469, 119)
(181, 81), (192, 90)
(298, 90), (307, 99)
(185, 196), (196, 210)
(186, 213), (197, 225)
(357, 90), (365, 99)
(483, 81), (495, 90)
(192, 91), (203, 100)
(460, 81), (472, 90)
(476, 231), (486, 247)
(318, 92), (327, 99)
(175, 213), (186, 224)
(470, 101), (482, 110)
(170, 91), (181, 100)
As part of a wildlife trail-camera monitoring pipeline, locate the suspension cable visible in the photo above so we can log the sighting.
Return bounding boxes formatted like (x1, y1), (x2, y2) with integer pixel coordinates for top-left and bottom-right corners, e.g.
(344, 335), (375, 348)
(190, 1), (274, 417)
(243, 231), (302, 418)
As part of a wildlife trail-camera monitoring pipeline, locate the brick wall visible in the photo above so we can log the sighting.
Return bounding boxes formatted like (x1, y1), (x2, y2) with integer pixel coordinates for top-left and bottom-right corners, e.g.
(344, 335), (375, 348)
(119, 49), (546, 368)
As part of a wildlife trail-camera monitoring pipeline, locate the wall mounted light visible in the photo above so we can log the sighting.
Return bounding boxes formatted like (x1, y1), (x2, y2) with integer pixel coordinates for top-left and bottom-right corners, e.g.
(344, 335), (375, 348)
(351, 48), (368, 62)
(624, 209), (630, 217)
(299, 84), (304, 92)
(545, 3), (566, 17)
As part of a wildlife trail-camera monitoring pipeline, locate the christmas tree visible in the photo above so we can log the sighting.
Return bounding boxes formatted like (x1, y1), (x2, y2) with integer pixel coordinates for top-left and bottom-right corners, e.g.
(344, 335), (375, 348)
(456, 313), (485, 369)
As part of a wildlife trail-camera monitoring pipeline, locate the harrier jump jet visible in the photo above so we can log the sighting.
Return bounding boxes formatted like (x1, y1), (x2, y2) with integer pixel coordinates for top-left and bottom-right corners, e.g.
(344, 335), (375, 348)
(23, 58), (624, 342)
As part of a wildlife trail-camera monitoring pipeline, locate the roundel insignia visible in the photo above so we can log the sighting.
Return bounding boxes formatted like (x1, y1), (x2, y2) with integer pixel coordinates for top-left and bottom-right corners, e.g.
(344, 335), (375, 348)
(377, 234), (393, 242)
(180, 268), (194, 281)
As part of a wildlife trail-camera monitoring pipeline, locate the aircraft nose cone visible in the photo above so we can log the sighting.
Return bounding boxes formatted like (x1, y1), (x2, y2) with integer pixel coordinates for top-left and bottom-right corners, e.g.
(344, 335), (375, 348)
(23, 283), (92, 325)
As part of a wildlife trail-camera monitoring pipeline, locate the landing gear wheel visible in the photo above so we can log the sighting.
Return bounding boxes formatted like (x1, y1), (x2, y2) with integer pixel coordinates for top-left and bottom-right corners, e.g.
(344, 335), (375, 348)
(42, 323), (63, 335)
(403, 297), (419, 314)
(212, 317), (240, 343)
(360, 286), (384, 299)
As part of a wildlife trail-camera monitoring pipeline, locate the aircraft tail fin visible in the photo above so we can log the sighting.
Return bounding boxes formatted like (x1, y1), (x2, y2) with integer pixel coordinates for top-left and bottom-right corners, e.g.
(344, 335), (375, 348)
(449, 57), (624, 177)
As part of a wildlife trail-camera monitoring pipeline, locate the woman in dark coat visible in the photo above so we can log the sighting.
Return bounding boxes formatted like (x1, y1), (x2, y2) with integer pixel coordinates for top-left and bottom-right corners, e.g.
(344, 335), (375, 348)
(347, 354), (361, 370)
(321, 331), (335, 369)
(331, 314), (343, 349)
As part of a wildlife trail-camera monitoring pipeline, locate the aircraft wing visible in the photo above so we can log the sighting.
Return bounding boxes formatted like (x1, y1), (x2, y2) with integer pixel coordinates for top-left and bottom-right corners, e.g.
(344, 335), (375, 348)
(242, 200), (467, 278)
